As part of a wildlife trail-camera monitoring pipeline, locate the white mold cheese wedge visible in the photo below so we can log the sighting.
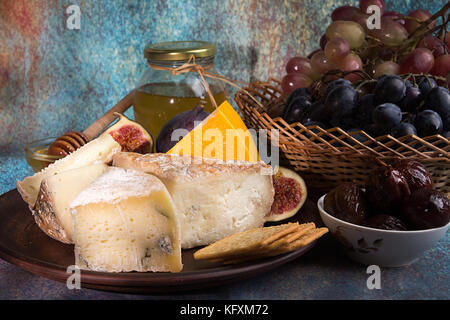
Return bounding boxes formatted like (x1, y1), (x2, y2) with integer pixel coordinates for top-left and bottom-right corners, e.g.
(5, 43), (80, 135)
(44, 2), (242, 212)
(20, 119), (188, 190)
(112, 152), (275, 249)
(17, 133), (121, 208)
(33, 163), (108, 244)
(70, 167), (182, 273)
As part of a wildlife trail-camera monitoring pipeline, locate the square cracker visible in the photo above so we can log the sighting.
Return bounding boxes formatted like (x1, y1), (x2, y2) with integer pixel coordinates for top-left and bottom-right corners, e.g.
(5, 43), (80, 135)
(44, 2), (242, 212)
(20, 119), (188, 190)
(215, 227), (329, 264)
(263, 223), (316, 250)
(193, 223), (300, 261)
(270, 228), (329, 255)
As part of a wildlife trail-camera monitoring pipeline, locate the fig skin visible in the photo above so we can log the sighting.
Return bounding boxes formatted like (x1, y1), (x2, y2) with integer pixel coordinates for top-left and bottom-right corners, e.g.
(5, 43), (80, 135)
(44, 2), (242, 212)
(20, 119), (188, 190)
(400, 188), (450, 230)
(105, 113), (153, 154)
(265, 167), (307, 222)
(156, 105), (210, 153)
(392, 159), (433, 192)
(324, 182), (369, 225)
(365, 165), (411, 211)
(364, 214), (408, 231)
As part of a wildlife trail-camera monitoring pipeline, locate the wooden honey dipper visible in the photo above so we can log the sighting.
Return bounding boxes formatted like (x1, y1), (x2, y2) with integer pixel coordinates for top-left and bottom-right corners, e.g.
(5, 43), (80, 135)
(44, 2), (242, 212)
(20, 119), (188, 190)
(47, 91), (135, 157)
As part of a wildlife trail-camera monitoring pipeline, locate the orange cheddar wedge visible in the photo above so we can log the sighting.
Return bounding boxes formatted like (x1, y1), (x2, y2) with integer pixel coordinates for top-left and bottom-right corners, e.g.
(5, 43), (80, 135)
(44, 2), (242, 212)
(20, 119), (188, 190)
(167, 101), (260, 162)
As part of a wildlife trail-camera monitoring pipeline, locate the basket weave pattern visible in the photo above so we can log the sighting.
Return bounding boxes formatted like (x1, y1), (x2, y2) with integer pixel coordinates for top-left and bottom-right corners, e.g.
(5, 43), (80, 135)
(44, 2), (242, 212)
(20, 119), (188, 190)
(235, 78), (450, 193)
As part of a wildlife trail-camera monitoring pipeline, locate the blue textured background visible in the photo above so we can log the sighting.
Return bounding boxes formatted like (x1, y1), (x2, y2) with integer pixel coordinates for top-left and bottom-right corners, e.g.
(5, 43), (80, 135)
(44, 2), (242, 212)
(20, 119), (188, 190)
(0, 0), (446, 186)
(0, 0), (448, 299)
(0, 0), (446, 151)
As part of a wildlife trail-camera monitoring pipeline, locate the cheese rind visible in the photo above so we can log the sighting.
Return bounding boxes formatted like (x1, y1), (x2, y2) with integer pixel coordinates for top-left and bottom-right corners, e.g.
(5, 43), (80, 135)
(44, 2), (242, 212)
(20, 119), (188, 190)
(112, 152), (275, 249)
(70, 167), (182, 273)
(17, 133), (121, 207)
(33, 164), (108, 243)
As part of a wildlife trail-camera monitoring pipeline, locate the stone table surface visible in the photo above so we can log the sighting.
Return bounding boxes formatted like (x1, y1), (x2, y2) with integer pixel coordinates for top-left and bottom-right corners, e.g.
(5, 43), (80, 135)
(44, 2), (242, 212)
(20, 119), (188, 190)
(0, 148), (448, 300)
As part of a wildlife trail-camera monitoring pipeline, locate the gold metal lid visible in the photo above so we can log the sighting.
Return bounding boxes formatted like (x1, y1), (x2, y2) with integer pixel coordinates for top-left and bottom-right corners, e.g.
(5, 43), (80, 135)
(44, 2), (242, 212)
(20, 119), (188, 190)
(144, 41), (217, 61)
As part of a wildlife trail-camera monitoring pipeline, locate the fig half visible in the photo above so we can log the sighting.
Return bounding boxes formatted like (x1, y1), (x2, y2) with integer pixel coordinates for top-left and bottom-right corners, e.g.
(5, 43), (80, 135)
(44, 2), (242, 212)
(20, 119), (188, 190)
(265, 167), (307, 222)
(104, 113), (153, 153)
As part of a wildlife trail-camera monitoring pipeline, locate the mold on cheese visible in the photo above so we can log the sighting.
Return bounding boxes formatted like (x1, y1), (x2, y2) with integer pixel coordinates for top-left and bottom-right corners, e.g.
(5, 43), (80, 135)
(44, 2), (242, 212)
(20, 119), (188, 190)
(70, 167), (182, 273)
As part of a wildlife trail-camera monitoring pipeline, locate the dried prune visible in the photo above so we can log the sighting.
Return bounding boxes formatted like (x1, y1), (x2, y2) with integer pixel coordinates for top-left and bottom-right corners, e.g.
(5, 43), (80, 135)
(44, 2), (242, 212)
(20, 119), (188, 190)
(324, 187), (338, 216)
(324, 182), (368, 225)
(365, 165), (411, 211)
(401, 189), (450, 230)
(392, 159), (433, 192)
(364, 214), (408, 231)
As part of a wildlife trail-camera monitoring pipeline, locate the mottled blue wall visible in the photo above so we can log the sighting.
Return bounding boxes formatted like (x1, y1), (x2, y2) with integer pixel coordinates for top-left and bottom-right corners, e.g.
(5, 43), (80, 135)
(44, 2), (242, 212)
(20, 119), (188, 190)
(0, 0), (445, 149)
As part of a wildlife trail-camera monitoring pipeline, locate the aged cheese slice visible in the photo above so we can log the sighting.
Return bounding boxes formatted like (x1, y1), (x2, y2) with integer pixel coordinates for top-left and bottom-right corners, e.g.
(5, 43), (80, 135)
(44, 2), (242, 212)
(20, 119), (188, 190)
(167, 101), (260, 162)
(70, 167), (182, 273)
(17, 134), (121, 207)
(33, 163), (108, 244)
(112, 152), (274, 249)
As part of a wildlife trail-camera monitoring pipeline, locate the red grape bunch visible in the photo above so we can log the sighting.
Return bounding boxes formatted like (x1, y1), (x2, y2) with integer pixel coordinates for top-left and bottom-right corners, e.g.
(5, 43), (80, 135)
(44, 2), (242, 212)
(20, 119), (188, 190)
(281, 0), (450, 98)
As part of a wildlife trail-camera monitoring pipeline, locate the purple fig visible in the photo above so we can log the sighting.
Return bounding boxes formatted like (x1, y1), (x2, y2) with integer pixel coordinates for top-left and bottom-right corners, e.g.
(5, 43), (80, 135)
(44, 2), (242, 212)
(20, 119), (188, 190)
(156, 104), (210, 153)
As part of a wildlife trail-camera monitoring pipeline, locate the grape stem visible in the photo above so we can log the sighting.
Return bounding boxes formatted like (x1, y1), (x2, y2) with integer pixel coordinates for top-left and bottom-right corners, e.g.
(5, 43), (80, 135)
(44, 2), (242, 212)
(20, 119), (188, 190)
(441, 15), (449, 55)
(407, 2), (449, 39)
(311, 3), (450, 99)
(397, 3), (450, 60)
(355, 79), (377, 93)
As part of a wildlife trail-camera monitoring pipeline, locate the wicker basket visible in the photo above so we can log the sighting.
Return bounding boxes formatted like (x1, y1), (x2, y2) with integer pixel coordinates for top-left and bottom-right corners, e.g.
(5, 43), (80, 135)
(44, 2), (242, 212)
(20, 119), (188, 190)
(235, 78), (450, 193)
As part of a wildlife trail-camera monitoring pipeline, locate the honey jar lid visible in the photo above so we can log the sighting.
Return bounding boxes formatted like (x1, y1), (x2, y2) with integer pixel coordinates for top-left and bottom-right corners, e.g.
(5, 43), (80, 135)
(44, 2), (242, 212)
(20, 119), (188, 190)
(144, 40), (217, 61)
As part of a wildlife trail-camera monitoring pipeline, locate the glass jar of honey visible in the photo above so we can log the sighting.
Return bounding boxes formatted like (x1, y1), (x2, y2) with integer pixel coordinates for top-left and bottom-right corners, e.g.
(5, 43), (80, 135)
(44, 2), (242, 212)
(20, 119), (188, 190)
(134, 41), (227, 143)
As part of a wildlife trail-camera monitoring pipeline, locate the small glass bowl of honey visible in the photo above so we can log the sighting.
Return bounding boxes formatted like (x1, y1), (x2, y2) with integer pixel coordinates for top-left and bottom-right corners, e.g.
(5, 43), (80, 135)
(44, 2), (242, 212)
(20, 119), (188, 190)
(25, 137), (63, 172)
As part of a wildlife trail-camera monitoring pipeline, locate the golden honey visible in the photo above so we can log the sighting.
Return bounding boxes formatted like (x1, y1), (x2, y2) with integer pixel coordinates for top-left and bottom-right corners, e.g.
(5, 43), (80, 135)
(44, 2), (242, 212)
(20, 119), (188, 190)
(25, 148), (51, 172)
(25, 138), (62, 172)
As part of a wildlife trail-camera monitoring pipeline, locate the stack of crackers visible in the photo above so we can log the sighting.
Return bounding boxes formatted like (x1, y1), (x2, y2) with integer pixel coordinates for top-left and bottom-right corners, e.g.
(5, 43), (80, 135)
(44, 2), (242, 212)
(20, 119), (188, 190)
(193, 222), (328, 264)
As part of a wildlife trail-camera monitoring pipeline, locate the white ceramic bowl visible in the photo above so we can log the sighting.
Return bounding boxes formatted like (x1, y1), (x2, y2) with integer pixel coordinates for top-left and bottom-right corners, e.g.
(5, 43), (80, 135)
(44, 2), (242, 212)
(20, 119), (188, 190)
(317, 195), (450, 267)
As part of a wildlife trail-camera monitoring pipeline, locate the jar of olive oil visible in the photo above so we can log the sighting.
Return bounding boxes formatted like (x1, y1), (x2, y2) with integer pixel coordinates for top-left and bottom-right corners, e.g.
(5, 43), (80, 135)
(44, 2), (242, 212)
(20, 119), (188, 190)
(134, 41), (227, 142)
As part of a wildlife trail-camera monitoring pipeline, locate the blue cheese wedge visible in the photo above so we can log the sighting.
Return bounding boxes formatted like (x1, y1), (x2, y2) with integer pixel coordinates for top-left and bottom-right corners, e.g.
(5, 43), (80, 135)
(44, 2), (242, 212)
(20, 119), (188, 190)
(70, 167), (182, 273)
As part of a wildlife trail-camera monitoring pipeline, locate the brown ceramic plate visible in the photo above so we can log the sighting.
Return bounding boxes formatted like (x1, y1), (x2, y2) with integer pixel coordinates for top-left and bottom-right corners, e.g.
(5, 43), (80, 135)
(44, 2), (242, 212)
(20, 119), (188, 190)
(0, 189), (317, 293)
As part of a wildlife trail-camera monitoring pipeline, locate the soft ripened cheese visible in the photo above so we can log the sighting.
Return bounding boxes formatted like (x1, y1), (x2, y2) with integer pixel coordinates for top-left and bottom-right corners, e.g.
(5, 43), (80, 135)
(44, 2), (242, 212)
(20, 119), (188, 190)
(167, 101), (260, 162)
(169, 171), (273, 249)
(112, 152), (275, 249)
(33, 164), (108, 243)
(70, 167), (182, 273)
(17, 133), (121, 207)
